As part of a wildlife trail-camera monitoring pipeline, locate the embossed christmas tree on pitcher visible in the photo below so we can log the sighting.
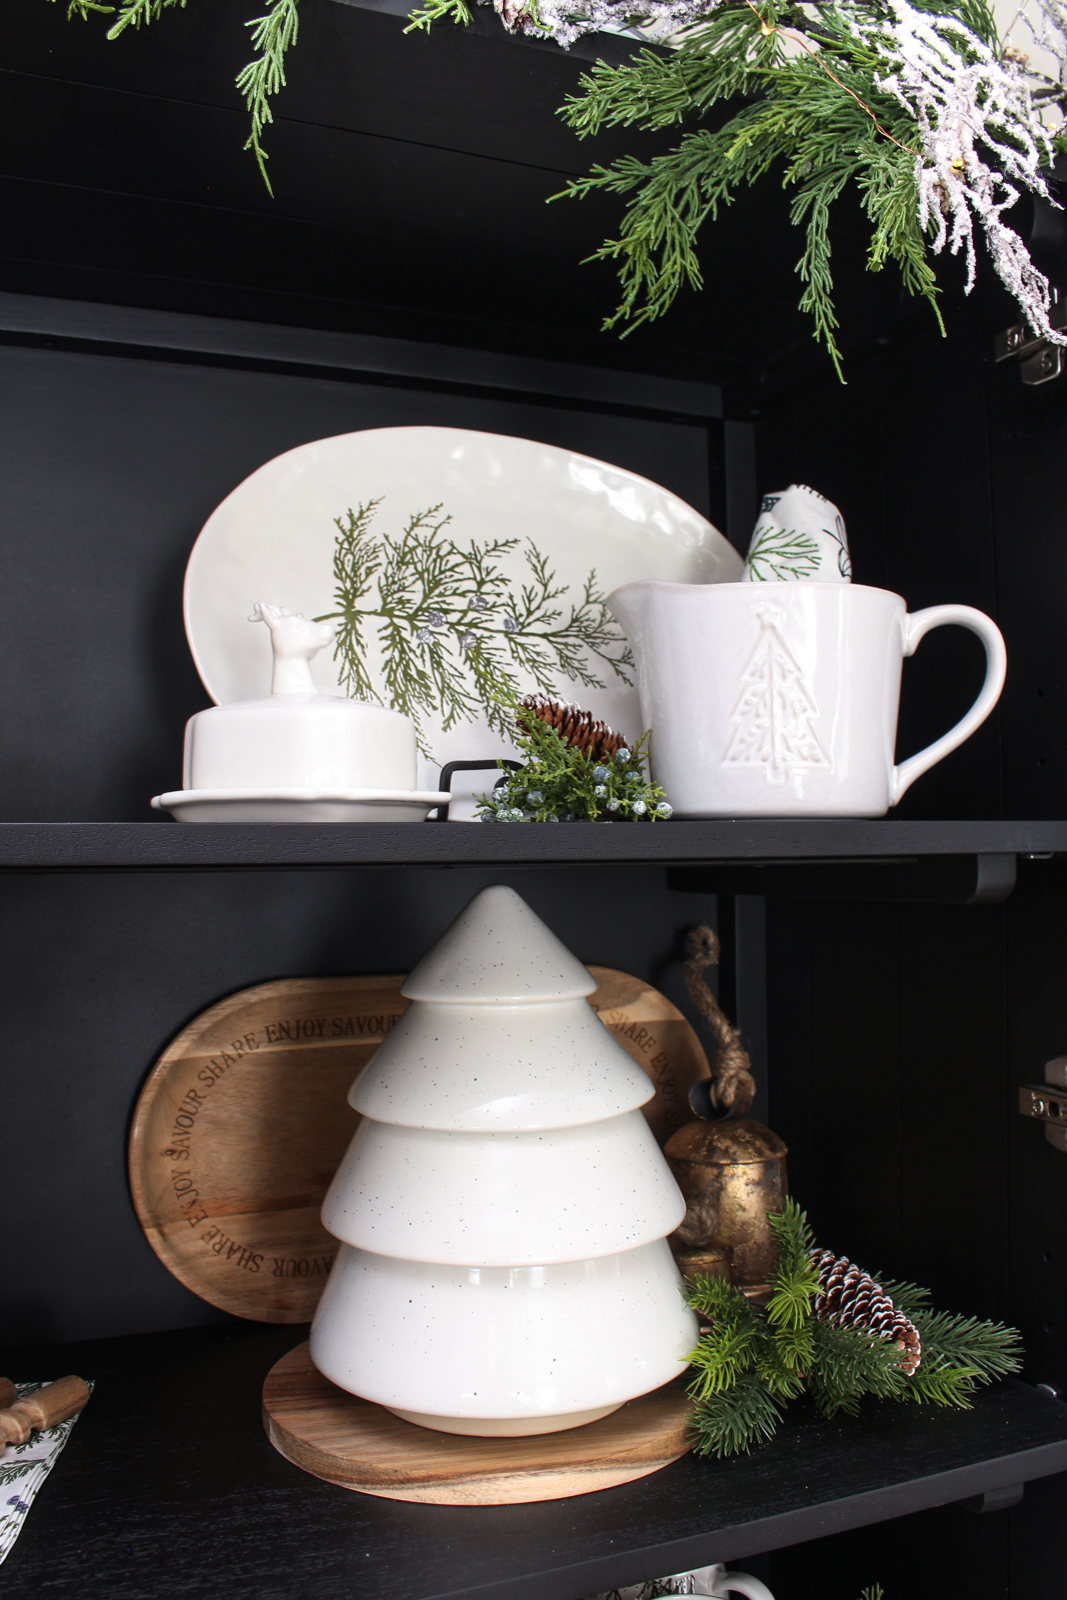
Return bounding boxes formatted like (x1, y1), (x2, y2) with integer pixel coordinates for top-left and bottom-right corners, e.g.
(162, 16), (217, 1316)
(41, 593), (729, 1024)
(722, 608), (828, 786)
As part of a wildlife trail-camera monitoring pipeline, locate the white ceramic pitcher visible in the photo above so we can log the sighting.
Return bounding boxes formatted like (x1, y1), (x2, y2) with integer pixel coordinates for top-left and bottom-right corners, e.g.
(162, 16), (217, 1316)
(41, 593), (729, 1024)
(606, 581), (1006, 818)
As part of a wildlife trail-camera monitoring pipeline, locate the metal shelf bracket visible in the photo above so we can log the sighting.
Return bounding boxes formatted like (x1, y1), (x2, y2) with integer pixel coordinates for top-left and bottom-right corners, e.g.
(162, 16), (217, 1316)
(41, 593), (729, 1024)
(1019, 1057), (1067, 1150)
(994, 290), (1066, 385)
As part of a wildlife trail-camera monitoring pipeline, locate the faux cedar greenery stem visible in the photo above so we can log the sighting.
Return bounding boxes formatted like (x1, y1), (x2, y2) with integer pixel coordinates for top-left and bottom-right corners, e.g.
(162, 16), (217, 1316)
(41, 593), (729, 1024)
(53, 0), (1067, 376)
(56, 0), (298, 192)
(684, 1199), (1023, 1458)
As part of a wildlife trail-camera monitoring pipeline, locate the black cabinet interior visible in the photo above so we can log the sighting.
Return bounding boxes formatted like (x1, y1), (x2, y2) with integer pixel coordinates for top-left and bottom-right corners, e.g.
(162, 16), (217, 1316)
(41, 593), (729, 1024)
(5, 1321), (1067, 1600)
(3, 3), (1067, 1596)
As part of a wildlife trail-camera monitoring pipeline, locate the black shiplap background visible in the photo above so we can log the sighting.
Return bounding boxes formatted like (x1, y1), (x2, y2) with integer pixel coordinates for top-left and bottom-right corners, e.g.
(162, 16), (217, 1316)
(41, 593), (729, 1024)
(3, 1), (1067, 1594)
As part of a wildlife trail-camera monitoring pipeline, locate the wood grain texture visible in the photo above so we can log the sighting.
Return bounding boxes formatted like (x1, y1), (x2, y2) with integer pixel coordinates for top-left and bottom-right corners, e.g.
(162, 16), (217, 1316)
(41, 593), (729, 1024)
(129, 970), (707, 1322)
(128, 976), (407, 1322)
(587, 966), (709, 1146)
(262, 1341), (692, 1504)
(0, 1375), (90, 1444)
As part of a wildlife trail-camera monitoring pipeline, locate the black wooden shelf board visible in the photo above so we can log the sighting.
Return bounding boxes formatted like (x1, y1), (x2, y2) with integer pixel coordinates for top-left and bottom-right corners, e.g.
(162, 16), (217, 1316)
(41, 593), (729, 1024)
(0, 291), (724, 420)
(0, 819), (1065, 871)
(2, 1323), (1065, 1600)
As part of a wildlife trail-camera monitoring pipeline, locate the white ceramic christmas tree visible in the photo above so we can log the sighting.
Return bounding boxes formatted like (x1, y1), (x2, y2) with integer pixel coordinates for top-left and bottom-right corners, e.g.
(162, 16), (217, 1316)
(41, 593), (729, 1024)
(310, 885), (698, 1437)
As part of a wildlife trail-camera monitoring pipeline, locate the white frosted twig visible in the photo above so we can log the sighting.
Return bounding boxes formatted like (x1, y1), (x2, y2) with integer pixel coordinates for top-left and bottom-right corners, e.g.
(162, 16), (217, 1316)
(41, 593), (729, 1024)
(856, 0), (1064, 341)
(492, 0), (722, 49)
(1014, 0), (1067, 81)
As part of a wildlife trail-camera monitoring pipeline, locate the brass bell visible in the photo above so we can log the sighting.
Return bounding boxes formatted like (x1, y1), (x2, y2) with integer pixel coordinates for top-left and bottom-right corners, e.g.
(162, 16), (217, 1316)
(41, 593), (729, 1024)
(666, 927), (789, 1303)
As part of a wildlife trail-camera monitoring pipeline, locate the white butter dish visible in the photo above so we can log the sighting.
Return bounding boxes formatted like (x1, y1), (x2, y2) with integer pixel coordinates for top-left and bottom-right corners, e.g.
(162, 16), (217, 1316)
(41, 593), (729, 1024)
(151, 789), (449, 823)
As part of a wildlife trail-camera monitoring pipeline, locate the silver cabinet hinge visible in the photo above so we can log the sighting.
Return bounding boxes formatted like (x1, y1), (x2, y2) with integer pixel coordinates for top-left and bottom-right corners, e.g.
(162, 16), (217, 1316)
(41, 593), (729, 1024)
(1019, 1056), (1067, 1150)
(995, 289), (1066, 385)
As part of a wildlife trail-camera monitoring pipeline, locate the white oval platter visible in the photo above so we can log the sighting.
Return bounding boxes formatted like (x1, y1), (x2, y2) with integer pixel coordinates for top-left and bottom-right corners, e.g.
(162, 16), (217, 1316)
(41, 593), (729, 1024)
(183, 426), (742, 801)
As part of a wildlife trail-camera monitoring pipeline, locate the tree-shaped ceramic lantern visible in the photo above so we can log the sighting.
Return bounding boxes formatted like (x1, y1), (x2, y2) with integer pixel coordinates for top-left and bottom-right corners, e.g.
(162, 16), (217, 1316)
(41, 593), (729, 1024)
(310, 885), (698, 1436)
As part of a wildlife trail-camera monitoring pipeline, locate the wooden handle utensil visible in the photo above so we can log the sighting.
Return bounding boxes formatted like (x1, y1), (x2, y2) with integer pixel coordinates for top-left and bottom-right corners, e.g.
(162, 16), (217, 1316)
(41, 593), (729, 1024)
(0, 1376), (90, 1445)
(0, 1377), (17, 1410)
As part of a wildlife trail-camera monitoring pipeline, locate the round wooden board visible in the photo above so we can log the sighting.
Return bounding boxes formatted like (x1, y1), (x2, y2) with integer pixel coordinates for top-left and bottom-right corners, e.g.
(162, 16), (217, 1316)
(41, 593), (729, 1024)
(130, 970), (709, 1323)
(587, 966), (709, 1148)
(262, 1342), (693, 1504)
(129, 976), (408, 1322)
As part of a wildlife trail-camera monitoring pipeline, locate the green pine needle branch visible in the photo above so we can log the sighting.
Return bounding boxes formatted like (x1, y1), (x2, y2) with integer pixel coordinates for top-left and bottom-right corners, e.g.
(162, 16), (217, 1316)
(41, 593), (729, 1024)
(57, 0), (299, 190)
(237, 0), (300, 193)
(552, 5), (949, 380)
(682, 1200), (1023, 1457)
(405, 0), (473, 31)
(57, 0), (186, 24)
(106, 0), (187, 33)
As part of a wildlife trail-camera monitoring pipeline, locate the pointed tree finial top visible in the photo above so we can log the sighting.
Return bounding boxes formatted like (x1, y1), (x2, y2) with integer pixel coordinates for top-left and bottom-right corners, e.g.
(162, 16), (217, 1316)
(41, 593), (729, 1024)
(402, 885), (596, 1004)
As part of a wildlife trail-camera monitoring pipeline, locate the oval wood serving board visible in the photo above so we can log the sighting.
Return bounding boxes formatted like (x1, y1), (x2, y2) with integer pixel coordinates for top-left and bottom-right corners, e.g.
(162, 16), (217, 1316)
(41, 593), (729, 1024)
(130, 970), (709, 1322)
(262, 1341), (693, 1504)
(588, 967), (710, 1148)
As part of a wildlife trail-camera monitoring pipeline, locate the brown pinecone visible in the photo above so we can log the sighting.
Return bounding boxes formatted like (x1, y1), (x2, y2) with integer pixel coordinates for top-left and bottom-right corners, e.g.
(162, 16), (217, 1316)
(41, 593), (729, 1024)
(810, 1247), (922, 1375)
(519, 693), (628, 763)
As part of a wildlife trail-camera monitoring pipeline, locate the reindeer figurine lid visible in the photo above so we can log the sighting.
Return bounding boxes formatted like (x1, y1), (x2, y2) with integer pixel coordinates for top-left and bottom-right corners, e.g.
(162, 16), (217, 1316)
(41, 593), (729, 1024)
(171, 600), (420, 796)
(249, 602), (339, 698)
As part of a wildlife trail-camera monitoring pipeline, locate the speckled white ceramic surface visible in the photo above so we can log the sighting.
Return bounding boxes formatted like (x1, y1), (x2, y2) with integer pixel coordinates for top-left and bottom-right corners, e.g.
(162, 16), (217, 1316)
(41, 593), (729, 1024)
(315, 883), (695, 1431)
(386, 1400), (622, 1436)
(402, 884), (595, 1004)
(320, 1109), (684, 1263)
(349, 998), (653, 1131)
(309, 1239), (697, 1425)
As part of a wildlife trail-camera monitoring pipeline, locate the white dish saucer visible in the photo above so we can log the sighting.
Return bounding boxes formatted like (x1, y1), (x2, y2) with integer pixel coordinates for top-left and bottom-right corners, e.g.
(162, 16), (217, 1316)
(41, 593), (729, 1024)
(151, 789), (451, 824)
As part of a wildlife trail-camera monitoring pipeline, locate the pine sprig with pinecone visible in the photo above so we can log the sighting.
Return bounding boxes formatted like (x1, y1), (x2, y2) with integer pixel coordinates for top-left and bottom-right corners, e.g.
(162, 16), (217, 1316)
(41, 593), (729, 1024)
(475, 695), (673, 822)
(684, 1199), (1023, 1458)
(519, 692), (629, 763)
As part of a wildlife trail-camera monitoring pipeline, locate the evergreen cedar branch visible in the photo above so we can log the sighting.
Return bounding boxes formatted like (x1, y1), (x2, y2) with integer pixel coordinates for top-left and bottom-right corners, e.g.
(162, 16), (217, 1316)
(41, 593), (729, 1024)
(684, 1198), (1023, 1458)
(57, 0), (1067, 375)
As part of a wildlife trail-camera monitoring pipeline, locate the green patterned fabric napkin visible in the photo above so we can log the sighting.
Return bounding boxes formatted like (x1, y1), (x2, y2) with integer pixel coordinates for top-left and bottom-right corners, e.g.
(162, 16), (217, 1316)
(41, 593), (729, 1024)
(743, 484), (852, 584)
(0, 1381), (93, 1566)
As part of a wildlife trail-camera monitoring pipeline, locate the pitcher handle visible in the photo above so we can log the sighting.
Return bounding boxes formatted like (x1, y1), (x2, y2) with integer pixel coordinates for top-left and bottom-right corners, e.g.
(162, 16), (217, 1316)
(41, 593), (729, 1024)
(890, 604), (1007, 807)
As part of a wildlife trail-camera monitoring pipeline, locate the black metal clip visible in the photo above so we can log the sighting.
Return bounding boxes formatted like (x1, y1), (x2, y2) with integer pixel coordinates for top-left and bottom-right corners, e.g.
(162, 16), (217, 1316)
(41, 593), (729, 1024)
(428, 759), (522, 821)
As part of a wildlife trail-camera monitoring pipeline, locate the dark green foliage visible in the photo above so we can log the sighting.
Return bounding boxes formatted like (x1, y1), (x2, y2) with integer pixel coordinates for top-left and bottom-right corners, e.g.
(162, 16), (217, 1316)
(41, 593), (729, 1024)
(913, 1308), (1026, 1380)
(553, 6), (948, 378)
(690, 1369), (785, 1457)
(809, 1319), (912, 1417)
(54, 0), (298, 188)
(476, 705), (672, 821)
(682, 1200), (1023, 1457)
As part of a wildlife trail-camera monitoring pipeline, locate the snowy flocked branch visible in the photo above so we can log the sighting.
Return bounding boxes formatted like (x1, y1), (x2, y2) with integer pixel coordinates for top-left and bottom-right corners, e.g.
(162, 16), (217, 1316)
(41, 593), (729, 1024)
(854, 0), (1066, 343)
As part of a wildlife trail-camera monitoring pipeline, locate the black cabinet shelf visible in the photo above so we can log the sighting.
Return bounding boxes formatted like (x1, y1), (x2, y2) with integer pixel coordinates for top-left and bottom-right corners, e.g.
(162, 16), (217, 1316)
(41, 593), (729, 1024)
(4, 1324), (1067, 1600)
(1, 819), (1065, 871)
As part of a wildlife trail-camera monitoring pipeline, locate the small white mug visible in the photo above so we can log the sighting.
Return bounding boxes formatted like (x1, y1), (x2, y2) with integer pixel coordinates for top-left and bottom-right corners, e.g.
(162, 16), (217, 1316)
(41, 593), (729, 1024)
(606, 581), (1006, 818)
